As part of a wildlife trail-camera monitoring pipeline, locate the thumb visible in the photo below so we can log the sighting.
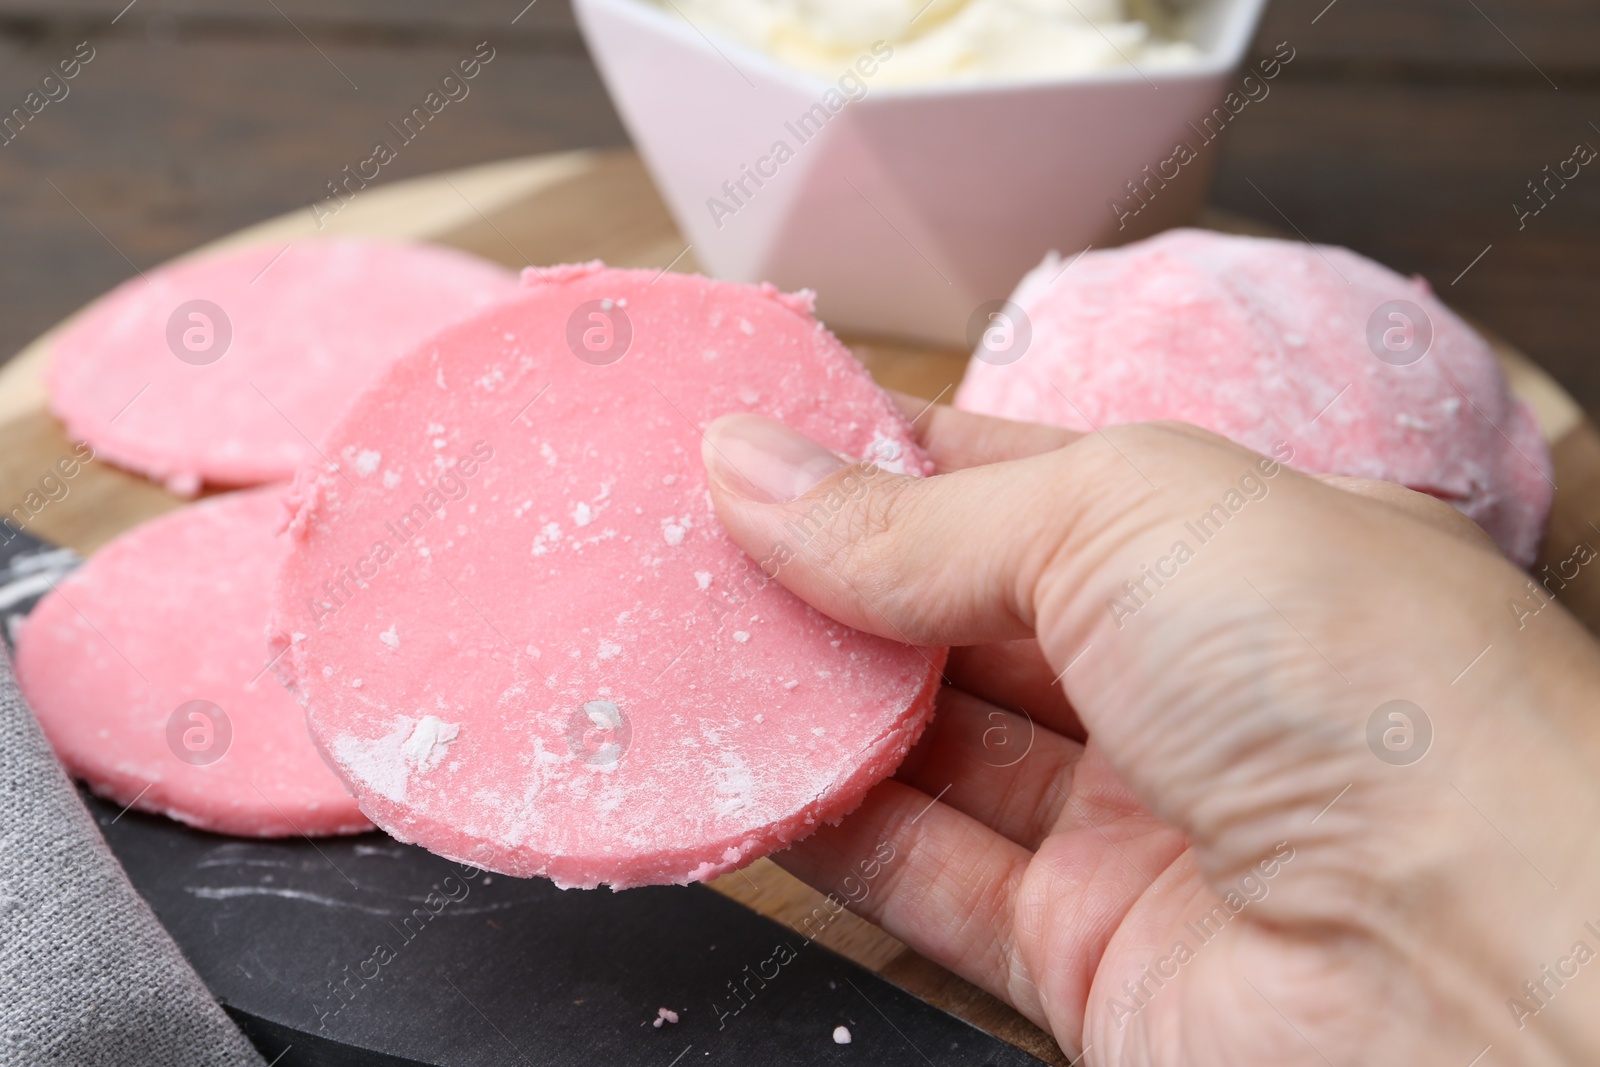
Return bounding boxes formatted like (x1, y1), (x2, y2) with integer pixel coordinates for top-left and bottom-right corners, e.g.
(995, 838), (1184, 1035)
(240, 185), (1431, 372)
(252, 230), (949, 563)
(700, 412), (1080, 648)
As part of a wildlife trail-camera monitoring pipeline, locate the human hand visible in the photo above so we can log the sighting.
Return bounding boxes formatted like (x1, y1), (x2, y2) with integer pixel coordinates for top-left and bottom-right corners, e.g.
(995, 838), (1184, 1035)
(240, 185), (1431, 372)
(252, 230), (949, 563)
(700, 400), (1600, 1066)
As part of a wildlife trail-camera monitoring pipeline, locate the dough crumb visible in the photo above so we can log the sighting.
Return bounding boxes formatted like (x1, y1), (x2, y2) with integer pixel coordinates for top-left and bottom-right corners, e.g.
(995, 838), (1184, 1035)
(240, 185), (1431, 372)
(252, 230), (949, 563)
(402, 716), (460, 771)
(833, 1025), (851, 1044)
(653, 1007), (679, 1028)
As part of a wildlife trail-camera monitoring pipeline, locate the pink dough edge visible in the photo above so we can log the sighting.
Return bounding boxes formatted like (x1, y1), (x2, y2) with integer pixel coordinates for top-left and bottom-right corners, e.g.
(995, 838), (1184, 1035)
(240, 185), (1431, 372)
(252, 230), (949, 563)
(44, 341), (281, 497)
(44, 239), (518, 497)
(279, 646), (945, 889)
(49, 748), (373, 838)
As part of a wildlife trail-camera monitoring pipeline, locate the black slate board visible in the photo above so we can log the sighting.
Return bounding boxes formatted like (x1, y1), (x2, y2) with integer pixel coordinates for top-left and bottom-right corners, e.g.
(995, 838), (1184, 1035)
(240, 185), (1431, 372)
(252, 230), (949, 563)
(4, 526), (1045, 1067)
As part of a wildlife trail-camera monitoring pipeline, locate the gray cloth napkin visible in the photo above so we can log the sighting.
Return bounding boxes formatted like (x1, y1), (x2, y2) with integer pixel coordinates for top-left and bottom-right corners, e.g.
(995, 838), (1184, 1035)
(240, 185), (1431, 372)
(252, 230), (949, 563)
(0, 649), (265, 1067)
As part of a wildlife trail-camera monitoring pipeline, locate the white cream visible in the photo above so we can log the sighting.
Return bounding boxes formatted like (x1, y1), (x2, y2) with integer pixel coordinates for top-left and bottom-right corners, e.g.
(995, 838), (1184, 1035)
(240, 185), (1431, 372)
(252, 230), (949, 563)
(661, 0), (1199, 85)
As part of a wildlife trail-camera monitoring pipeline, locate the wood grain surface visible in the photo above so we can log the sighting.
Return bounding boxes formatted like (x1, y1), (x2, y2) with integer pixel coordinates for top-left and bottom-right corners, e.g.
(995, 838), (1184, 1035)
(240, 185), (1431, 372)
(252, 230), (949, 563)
(2, 0), (1596, 424)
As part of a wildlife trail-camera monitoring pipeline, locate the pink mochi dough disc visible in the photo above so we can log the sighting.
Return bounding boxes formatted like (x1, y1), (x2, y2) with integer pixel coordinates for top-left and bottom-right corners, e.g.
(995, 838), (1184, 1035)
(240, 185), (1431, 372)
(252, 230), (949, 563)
(15, 487), (371, 837)
(269, 264), (945, 889)
(47, 238), (520, 496)
(956, 229), (1553, 566)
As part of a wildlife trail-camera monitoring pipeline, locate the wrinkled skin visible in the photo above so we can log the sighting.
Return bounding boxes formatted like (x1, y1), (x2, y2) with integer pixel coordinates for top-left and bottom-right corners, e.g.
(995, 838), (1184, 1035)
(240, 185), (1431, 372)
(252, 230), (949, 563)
(701, 400), (1600, 1067)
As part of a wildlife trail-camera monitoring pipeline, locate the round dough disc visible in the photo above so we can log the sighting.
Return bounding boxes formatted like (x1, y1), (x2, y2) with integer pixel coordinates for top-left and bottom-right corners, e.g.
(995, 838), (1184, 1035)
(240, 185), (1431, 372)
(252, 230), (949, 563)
(47, 238), (519, 495)
(17, 487), (370, 837)
(270, 265), (944, 888)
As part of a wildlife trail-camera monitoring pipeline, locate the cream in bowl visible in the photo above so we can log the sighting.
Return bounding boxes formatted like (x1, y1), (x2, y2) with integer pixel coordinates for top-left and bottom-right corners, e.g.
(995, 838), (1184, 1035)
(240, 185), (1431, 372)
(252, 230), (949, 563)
(576, 0), (1271, 345)
(658, 0), (1202, 85)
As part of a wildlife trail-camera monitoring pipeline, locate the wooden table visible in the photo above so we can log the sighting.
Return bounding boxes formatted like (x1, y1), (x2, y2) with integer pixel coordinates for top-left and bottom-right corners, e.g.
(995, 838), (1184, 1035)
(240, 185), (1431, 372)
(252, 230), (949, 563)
(1, 0), (1596, 416)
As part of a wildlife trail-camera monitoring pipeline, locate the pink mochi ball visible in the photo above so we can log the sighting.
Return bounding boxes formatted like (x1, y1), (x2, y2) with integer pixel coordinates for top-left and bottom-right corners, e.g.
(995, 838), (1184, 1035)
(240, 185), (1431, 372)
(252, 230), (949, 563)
(956, 229), (1553, 566)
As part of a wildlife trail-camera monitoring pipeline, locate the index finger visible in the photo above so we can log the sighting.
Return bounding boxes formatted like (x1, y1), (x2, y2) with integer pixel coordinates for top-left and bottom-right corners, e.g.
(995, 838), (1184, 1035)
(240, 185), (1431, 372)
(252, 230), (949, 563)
(888, 390), (1080, 473)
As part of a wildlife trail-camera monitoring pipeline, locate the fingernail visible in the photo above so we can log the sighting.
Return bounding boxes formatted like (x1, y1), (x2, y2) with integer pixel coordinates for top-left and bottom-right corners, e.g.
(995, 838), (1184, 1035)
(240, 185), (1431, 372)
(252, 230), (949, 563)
(702, 414), (847, 504)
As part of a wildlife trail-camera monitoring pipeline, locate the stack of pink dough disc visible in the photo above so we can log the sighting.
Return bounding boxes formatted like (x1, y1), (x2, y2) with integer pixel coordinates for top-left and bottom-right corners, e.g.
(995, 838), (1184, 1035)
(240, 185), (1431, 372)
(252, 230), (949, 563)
(47, 238), (519, 496)
(269, 264), (944, 888)
(956, 229), (1553, 565)
(15, 487), (370, 837)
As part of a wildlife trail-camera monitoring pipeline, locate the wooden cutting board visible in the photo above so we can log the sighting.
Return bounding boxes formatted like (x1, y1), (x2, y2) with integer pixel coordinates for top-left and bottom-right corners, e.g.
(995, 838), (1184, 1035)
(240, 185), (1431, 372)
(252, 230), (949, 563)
(4, 149), (1599, 1067)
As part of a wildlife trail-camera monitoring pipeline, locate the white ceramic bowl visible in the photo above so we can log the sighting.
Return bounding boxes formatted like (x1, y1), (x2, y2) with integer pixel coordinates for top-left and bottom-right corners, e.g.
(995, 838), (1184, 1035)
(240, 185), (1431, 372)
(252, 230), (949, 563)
(575, 0), (1271, 345)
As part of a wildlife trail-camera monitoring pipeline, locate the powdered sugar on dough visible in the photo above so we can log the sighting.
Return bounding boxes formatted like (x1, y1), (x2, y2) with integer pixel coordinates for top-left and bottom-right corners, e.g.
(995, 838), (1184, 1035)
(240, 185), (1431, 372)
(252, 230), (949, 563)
(270, 266), (941, 888)
(956, 229), (1553, 565)
(403, 715), (460, 771)
(47, 238), (519, 494)
(14, 488), (370, 837)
